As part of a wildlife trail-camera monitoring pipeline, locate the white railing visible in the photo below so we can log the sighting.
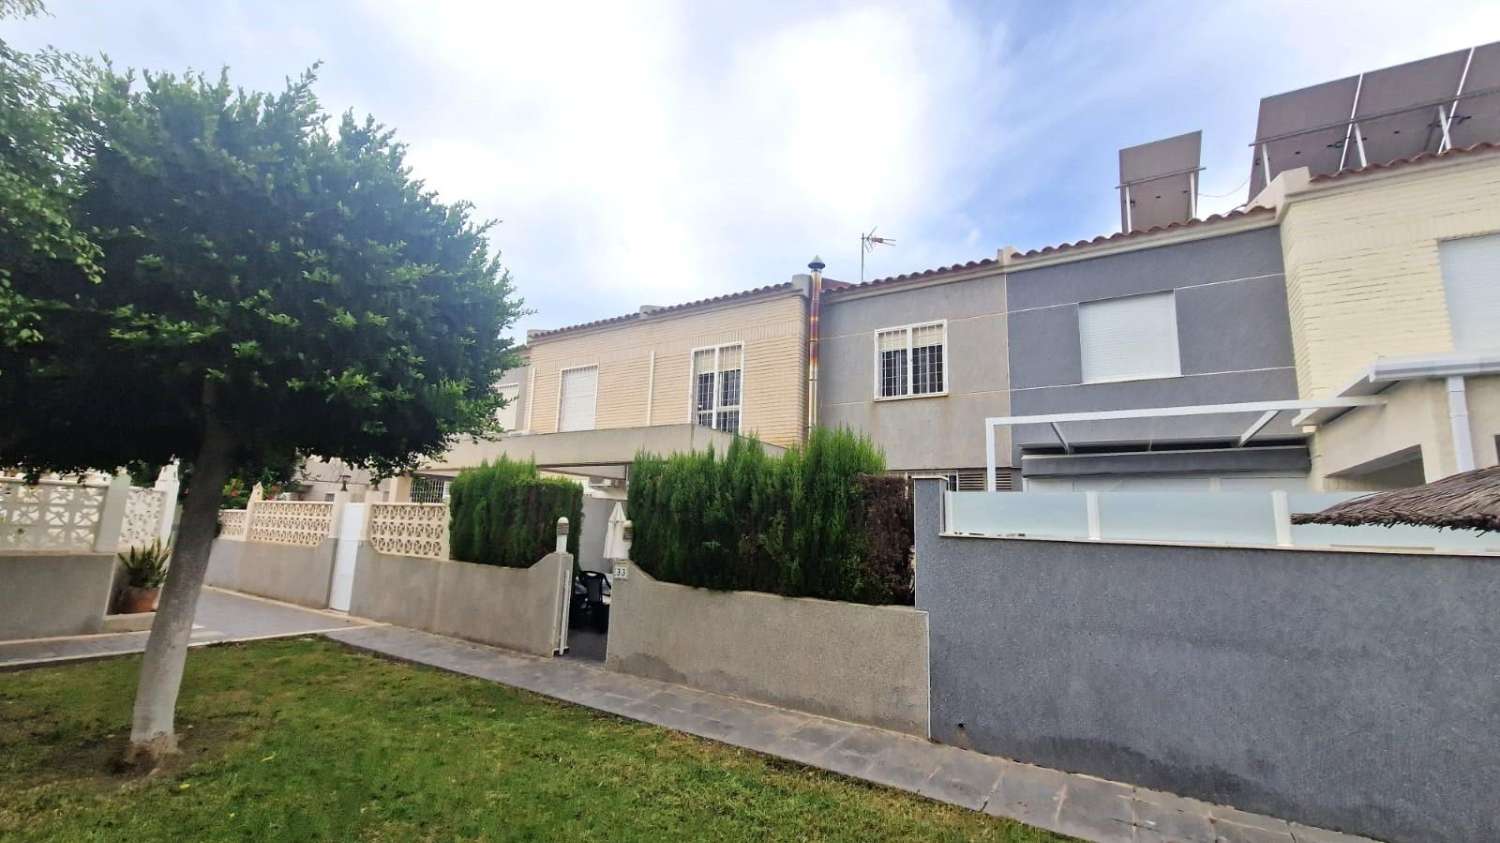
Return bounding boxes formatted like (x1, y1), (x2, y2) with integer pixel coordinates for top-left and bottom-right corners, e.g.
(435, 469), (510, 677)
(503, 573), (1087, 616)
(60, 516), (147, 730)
(366, 502), (449, 560)
(121, 487), (168, 549)
(246, 500), (335, 547)
(218, 508), (248, 539)
(946, 490), (1500, 554)
(1, 469), (177, 553)
(0, 478), (107, 552)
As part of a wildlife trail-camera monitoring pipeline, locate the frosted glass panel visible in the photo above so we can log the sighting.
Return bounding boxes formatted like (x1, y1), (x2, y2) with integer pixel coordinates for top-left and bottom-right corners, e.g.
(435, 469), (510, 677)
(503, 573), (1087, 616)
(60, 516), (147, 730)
(1098, 492), (1277, 545)
(947, 492), (1089, 538)
(1288, 493), (1500, 553)
(945, 489), (1500, 555)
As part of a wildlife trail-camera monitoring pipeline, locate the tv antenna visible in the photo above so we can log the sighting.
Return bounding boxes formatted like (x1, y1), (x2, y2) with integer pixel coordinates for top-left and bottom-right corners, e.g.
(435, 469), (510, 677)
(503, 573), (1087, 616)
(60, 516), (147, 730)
(859, 227), (896, 282)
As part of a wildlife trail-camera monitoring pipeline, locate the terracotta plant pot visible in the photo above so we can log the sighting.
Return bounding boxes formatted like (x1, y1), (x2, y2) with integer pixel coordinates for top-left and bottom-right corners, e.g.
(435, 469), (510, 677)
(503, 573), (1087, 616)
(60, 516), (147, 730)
(120, 586), (160, 614)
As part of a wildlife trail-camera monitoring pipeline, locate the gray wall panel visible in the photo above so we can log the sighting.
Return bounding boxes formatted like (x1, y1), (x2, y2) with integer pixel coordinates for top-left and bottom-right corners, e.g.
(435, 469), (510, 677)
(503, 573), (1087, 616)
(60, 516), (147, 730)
(1006, 226), (1285, 312)
(914, 479), (1500, 843)
(819, 275), (1009, 471)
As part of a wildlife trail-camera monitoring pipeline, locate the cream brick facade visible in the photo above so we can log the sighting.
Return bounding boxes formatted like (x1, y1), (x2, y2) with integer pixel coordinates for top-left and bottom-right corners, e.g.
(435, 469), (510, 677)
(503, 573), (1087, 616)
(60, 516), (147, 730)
(525, 290), (809, 448)
(1280, 153), (1500, 399)
(1276, 151), (1500, 486)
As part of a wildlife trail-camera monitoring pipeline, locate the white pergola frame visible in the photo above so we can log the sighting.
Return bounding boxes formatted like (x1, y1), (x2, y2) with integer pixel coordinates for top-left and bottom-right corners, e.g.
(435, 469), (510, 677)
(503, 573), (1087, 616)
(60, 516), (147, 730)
(982, 397), (1386, 492)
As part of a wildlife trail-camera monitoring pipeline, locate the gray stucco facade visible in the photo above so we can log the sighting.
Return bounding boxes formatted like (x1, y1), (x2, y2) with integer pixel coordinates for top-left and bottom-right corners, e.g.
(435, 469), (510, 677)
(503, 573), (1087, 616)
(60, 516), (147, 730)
(913, 478), (1500, 843)
(1005, 224), (1303, 482)
(818, 272), (1010, 474)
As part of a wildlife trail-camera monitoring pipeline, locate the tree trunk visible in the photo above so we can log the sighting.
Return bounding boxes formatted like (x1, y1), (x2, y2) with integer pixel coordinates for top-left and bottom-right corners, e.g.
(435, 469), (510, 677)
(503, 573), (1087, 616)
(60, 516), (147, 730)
(127, 416), (235, 763)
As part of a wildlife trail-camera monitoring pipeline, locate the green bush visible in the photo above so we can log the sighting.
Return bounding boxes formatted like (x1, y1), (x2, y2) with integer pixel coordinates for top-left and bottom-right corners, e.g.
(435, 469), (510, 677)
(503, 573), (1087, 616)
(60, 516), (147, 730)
(629, 427), (911, 605)
(448, 458), (583, 567)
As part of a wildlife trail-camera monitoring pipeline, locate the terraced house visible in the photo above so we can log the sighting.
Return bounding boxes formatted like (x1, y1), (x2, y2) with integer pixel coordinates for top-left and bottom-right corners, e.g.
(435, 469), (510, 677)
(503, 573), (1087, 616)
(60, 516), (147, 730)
(381, 40), (1500, 511)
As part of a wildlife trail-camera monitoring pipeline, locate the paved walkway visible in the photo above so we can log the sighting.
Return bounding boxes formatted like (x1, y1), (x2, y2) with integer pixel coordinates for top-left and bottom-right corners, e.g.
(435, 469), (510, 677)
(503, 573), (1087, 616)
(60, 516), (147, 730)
(325, 624), (1373, 843)
(0, 587), (371, 668)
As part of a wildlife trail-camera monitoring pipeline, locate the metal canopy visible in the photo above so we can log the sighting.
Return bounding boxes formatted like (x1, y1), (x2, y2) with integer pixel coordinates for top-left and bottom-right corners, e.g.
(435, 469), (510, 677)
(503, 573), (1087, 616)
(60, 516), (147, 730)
(1248, 42), (1500, 196)
(981, 397), (1386, 492)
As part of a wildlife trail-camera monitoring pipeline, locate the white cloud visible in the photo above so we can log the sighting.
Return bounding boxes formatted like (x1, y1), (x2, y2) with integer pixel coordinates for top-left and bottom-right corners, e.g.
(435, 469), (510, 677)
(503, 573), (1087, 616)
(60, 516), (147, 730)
(361, 1), (1006, 332)
(9, 0), (1500, 338)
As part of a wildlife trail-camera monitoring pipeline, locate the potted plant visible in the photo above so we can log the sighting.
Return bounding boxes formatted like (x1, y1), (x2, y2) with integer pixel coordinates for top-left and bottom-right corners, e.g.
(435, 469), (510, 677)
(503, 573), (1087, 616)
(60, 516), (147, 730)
(117, 540), (170, 614)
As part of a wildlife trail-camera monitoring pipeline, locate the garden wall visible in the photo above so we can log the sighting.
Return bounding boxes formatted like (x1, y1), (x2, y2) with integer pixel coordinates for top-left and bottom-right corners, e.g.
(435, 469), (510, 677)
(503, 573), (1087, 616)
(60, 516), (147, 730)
(205, 537), (337, 609)
(0, 552), (115, 639)
(912, 477), (1500, 843)
(348, 546), (567, 657)
(606, 567), (930, 735)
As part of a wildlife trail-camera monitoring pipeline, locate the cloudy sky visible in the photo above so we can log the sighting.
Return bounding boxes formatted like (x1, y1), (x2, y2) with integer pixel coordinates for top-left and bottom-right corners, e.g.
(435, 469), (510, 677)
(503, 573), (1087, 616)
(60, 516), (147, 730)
(7, 1), (1498, 338)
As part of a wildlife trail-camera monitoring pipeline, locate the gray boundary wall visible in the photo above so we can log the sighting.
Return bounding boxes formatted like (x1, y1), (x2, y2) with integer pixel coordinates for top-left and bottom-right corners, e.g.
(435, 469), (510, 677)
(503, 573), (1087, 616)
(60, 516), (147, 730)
(349, 546), (566, 658)
(0, 552), (115, 639)
(206, 538), (336, 609)
(913, 478), (1500, 843)
(606, 567), (930, 735)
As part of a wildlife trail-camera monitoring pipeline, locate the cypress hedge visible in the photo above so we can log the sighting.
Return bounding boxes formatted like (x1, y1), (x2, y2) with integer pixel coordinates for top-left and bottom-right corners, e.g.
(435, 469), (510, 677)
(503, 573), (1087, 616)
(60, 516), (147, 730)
(448, 458), (583, 567)
(628, 427), (914, 605)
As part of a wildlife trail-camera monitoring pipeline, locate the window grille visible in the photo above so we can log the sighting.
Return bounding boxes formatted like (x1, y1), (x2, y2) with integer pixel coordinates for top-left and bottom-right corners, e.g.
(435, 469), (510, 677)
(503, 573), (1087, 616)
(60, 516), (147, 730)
(876, 322), (945, 398)
(691, 343), (743, 433)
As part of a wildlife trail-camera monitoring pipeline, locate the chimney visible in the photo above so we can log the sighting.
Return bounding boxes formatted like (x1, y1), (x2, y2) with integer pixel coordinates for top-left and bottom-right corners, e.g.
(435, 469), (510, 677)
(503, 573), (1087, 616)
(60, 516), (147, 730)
(806, 256), (826, 433)
(638, 304), (663, 315)
(1118, 131), (1202, 233)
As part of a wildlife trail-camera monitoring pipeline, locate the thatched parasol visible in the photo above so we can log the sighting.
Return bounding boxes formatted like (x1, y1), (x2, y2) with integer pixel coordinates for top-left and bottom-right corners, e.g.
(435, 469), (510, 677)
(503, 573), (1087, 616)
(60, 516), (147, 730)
(1291, 466), (1500, 533)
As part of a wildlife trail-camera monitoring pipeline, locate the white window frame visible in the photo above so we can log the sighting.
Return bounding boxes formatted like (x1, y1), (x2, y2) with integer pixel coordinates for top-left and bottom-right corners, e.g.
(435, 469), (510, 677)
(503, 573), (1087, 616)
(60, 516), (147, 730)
(687, 342), (745, 434)
(555, 364), (599, 432)
(872, 319), (948, 401)
(1077, 291), (1182, 385)
(494, 382), (521, 432)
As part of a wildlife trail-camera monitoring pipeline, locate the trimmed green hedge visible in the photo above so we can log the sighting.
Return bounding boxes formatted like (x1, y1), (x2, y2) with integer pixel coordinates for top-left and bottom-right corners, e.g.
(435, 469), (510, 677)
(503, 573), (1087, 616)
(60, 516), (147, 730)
(628, 427), (913, 605)
(448, 458), (583, 567)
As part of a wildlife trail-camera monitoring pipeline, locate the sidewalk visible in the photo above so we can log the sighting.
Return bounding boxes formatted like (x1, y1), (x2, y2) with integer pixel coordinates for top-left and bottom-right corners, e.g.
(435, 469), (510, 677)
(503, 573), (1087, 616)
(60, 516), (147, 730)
(325, 624), (1373, 843)
(0, 587), (371, 669)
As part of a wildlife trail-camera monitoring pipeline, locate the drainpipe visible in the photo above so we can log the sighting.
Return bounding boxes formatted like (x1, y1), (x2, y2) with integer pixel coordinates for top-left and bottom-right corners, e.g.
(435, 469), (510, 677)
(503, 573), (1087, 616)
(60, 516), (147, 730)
(1447, 375), (1476, 473)
(806, 255), (825, 436)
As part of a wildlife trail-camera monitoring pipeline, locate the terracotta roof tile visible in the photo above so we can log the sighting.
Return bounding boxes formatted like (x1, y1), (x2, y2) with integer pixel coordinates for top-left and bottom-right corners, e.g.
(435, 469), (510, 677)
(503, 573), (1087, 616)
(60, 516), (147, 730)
(826, 258), (1000, 296)
(1308, 141), (1500, 183)
(1013, 206), (1274, 260)
(528, 281), (798, 340)
(828, 205), (1276, 297)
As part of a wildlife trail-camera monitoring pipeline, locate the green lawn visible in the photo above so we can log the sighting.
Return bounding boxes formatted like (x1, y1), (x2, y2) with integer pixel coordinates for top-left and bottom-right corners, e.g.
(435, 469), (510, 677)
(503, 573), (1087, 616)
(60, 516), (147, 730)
(0, 638), (1066, 842)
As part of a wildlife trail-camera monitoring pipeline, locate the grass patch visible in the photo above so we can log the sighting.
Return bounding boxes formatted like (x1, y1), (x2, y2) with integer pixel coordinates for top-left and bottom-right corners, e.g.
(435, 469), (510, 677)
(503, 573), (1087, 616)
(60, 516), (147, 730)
(0, 638), (1067, 841)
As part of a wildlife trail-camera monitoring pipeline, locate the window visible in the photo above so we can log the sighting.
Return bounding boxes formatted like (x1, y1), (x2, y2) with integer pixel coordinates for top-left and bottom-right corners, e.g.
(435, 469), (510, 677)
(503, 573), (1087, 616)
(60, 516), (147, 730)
(558, 366), (597, 432)
(1078, 292), (1180, 383)
(875, 321), (946, 399)
(691, 344), (742, 433)
(494, 383), (520, 431)
(1439, 233), (1500, 352)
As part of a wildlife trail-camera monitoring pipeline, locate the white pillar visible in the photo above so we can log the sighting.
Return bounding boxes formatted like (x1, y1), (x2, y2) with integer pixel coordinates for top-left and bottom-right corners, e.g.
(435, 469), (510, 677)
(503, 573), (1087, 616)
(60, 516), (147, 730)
(94, 471), (132, 552)
(153, 463), (180, 545)
(328, 489), (350, 539)
(245, 482), (264, 539)
(555, 517), (569, 554)
(1447, 376), (1476, 474)
(1271, 491), (1293, 547)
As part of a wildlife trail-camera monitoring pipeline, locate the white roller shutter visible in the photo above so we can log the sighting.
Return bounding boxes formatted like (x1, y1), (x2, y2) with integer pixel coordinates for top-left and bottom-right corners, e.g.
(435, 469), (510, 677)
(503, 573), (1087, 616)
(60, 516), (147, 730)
(1440, 233), (1500, 352)
(1078, 291), (1181, 383)
(558, 367), (597, 431)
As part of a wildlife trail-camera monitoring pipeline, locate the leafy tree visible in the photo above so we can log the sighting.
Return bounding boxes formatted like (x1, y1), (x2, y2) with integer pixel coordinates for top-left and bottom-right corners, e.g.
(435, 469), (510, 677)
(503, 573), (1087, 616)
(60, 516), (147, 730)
(0, 66), (521, 761)
(0, 1), (101, 349)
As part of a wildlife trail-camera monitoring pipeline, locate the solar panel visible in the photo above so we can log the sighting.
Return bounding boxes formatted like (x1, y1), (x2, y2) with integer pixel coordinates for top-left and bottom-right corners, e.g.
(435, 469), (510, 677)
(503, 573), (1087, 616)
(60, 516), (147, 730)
(1247, 42), (1500, 198)
(1249, 76), (1359, 196)
(1450, 43), (1500, 149)
(1354, 50), (1470, 165)
(1118, 131), (1201, 232)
